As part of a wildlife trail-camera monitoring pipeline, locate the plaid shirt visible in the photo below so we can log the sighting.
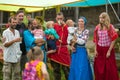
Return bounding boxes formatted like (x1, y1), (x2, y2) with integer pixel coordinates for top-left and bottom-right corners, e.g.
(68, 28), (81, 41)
(98, 29), (111, 47)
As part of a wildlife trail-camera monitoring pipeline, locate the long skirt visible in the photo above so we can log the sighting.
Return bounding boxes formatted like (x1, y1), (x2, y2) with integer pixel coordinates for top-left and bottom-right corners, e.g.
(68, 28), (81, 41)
(69, 46), (93, 80)
(94, 45), (119, 80)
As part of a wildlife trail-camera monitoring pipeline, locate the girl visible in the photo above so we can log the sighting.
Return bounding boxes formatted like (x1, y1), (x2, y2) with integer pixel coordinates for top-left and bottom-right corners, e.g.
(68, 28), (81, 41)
(93, 12), (119, 80)
(23, 46), (49, 80)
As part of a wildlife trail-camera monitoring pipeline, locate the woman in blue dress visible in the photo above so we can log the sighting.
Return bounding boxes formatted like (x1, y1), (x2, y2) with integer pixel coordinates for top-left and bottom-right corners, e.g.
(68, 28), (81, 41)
(68, 17), (93, 80)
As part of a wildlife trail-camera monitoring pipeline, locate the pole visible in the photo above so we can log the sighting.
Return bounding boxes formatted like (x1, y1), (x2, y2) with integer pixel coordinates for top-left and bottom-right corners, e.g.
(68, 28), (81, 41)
(105, 0), (108, 13)
(75, 7), (79, 26)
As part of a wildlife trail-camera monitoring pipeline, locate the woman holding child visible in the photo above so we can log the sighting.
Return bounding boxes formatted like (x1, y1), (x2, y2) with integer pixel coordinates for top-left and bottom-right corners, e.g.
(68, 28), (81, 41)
(68, 17), (93, 80)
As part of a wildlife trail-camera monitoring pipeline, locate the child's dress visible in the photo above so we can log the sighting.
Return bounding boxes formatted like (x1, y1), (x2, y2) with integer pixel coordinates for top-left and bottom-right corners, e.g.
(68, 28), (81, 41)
(23, 60), (44, 80)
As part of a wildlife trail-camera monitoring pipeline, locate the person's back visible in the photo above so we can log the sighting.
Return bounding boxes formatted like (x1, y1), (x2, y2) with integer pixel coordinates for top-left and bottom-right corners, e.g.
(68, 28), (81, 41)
(23, 46), (49, 80)
(23, 60), (44, 80)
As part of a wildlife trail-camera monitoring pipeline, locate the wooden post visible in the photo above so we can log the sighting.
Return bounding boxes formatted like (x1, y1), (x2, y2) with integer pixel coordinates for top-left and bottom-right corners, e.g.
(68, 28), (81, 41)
(56, 5), (61, 13)
(75, 7), (79, 26)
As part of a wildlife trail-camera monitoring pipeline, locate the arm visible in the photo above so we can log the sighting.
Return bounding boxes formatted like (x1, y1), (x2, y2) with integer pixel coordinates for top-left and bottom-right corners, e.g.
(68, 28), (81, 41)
(4, 38), (21, 47)
(3, 30), (21, 47)
(41, 63), (49, 80)
(23, 30), (36, 51)
(51, 28), (59, 39)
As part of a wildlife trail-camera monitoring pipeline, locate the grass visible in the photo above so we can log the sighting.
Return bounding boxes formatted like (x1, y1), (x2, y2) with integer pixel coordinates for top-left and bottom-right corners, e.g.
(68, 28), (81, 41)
(0, 62), (3, 80)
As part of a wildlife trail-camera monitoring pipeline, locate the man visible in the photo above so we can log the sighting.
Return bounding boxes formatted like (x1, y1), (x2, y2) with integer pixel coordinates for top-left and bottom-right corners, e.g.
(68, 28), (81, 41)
(47, 12), (71, 80)
(2, 17), (22, 80)
(15, 10), (27, 71)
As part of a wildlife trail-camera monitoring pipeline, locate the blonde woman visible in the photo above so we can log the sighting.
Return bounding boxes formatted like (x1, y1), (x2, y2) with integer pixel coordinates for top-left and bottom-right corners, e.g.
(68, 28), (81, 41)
(93, 12), (119, 80)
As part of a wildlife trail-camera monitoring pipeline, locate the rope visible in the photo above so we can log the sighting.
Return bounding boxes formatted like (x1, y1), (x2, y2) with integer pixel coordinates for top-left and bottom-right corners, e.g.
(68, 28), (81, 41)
(107, 0), (120, 22)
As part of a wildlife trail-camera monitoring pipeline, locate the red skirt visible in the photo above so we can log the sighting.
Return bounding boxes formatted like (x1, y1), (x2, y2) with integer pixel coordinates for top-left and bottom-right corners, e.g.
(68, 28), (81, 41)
(47, 45), (71, 66)
(94, 45), (119, 80)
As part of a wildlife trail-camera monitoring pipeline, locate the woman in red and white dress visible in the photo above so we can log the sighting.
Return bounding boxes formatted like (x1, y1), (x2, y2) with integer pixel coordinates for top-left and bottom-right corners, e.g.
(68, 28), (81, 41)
(93, 12), (119, 80)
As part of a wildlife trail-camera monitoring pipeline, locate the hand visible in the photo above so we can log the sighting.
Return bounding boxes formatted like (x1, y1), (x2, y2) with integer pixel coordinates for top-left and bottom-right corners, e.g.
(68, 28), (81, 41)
(58, 39), (62, 43)
(61, 21), (65, 25)
(71, 46), (76, 52)
(50, 35), (55, 39)
(106, 50), (111, 58)
(94, 49), (98, 58)
(35, 38), (45, 43)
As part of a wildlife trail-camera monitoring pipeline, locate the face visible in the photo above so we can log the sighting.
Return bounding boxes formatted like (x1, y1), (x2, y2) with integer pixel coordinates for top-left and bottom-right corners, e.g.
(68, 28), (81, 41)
(67, 20), (74, 27)
(16, 12), (24, 23)
(99, 14), (105, 24)
(32, 19), (39, 28)
(56, 15), (64, 25)
(10, 19), (18, 29)
(78, 18), (84, 27)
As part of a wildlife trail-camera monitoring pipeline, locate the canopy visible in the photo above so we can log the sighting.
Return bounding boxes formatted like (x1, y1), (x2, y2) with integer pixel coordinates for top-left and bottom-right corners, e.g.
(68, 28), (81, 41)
(0, 0), (82, 12)
(64, 0), (120, 7)
(0, 5), (51, 12)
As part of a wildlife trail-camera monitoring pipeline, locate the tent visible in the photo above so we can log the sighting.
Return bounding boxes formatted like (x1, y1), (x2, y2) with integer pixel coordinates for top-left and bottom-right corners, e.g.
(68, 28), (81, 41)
(63, 0), (120, 7)
(63, 0), (120, 22)
(0, 0), (82, 12)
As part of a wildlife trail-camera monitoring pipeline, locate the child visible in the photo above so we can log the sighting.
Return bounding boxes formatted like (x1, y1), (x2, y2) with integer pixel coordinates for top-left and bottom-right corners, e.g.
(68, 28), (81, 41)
(45, 21), (59, 54)
(66, 19), (76, 52)
(23, 46), (49, 80)
(31, 19), (45, 46)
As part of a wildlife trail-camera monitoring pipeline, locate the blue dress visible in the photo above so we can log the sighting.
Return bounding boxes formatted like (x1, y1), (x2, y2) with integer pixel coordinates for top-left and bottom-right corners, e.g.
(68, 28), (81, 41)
(68, 29), (93, 80)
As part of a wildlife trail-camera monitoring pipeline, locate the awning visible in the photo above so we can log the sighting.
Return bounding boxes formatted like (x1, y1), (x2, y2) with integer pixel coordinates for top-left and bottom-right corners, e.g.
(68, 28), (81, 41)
(0, 0), (83, 12)
(63, 0), (120, 7)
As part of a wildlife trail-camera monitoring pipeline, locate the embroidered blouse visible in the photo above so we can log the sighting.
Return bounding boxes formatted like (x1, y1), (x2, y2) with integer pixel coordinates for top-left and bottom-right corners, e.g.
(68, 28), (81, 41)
(75, 28), (89, 45)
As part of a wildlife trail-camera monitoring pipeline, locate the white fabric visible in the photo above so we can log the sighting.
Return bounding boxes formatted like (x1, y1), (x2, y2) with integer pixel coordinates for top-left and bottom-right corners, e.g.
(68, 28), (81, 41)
(2, 28), (22, 63)
(67, 27), (76, 44)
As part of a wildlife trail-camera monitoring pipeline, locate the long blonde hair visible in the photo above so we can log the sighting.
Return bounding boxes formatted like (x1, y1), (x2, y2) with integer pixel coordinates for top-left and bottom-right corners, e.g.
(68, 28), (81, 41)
(99, 12), (110, 29)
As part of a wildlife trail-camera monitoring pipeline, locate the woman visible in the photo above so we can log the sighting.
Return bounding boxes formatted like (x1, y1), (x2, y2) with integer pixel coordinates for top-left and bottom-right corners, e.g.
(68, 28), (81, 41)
(93, 12), (119, 80)
(23, 19), (46, 61)
(69, 17), (93, 80)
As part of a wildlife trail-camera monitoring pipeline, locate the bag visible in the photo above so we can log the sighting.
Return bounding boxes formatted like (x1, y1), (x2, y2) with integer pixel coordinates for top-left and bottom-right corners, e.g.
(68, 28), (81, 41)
(22, 60), (40, 80)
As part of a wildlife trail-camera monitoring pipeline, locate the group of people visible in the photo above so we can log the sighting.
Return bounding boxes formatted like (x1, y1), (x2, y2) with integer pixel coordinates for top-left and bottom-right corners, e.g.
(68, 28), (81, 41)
(1, 9), (119, 80)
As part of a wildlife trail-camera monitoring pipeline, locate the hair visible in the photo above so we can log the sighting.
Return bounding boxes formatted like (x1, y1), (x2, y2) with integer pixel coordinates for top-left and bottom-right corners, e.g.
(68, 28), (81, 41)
(56, 12), (64, 17)
(28, 18), (34, 28)
(8, 17), (17, 23)
(46, 21), (54, 28)
(28, 46), (43, 61)
(79, 16), (87, 26)
(35, 16), (43, 23)
(16, 10), (24, 15)
(66, 19), (74, 27)
(99, 12), (110, 29)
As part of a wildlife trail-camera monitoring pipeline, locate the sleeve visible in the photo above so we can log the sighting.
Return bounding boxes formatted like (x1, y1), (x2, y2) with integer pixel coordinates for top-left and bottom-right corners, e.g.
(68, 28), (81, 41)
(93, 25), (99, 44)
(52, 29), (59, 39)
(2, 30), (9, 44)
(23, 30), (36, 52)
(76, 38), (85, 45)
(44, 29), (49, 35)
(108, 24), (118, 41)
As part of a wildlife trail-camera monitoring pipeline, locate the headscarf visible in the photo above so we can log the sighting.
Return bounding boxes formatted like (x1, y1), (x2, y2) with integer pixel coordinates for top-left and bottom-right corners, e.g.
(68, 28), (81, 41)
(79, 16), (87, 26)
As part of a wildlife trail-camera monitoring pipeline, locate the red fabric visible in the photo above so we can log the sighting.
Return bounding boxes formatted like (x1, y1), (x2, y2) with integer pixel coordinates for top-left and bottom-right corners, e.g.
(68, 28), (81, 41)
(47, 23), (71, 66)
(94, 45), (119, 80)
(93, 24), (118, 44)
